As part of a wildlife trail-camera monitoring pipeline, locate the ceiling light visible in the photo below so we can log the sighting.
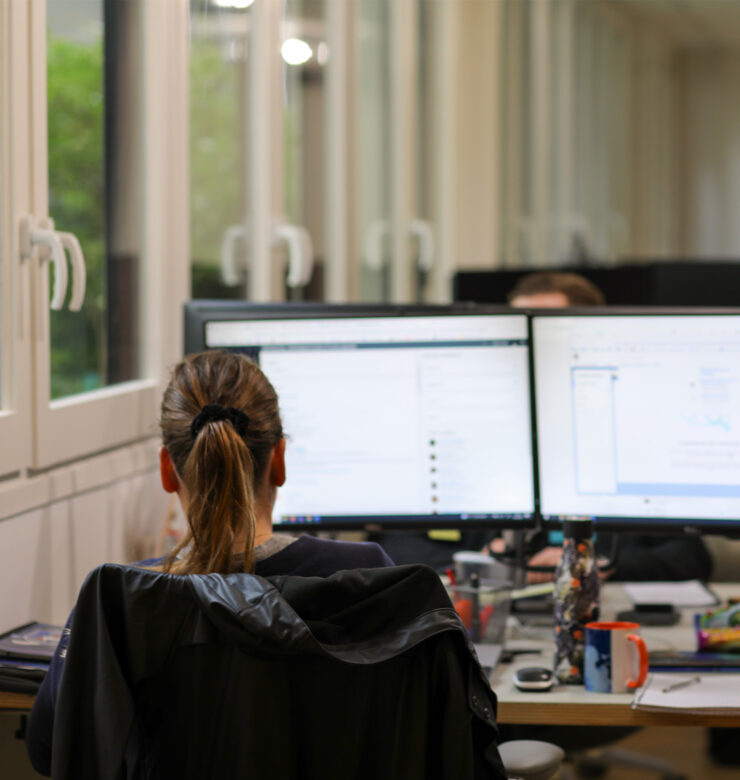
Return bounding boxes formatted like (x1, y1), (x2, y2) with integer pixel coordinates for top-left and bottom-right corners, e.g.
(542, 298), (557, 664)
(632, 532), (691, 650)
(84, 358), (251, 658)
(281, 38), (312, 66)
(213, 0), (255, 9)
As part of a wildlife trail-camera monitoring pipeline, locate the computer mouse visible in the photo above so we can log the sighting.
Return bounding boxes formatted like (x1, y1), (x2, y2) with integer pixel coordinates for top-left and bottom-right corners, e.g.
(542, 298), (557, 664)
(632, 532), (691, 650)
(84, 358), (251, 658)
(513, 666), (555, 691)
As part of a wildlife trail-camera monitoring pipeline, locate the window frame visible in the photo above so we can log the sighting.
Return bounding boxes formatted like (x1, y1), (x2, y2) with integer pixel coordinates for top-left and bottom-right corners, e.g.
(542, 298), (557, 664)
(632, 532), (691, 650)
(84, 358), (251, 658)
(18, 0), (189, 470)
(0, 0), (33, 477)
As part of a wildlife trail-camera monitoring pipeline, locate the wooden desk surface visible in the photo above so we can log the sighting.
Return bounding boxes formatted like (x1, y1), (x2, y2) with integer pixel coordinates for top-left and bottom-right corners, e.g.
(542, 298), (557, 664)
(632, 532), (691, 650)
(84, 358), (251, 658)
(0, 691), (35, 712)
(492, 582), (740, 728)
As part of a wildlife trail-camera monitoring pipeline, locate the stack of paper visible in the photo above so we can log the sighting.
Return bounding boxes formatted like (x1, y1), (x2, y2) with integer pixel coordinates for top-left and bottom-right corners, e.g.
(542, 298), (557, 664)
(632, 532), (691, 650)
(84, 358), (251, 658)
(622, 580), (718, 608)
(633, 673), (740, 715)
(0, 622), (58, 694)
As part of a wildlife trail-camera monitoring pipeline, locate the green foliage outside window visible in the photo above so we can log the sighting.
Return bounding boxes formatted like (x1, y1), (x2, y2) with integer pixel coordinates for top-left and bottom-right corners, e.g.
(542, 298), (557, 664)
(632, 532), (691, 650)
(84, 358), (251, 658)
(47, 32), (253, 394)
(190, 39), (242, 271)
(47, 36), (105, 399)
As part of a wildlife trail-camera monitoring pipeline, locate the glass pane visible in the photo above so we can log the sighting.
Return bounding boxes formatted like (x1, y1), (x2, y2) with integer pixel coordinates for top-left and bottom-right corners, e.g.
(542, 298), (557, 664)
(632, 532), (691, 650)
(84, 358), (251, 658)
(282, 0), (326, 302)
(0, 5), (5, 406)
(47, 0), (142, 399)
(356, 0), (391, 302)
(189, 0), (251, 301)
(416, 0), (434, 302)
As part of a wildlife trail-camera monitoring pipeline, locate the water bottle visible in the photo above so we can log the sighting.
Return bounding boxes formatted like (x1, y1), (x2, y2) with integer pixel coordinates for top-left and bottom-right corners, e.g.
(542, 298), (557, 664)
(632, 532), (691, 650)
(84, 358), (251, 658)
(553, 519), (600, 684)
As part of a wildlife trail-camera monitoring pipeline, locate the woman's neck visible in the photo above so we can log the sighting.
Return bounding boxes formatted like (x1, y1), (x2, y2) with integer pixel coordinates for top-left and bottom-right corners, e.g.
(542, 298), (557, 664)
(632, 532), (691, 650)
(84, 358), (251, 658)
(253, 528), (273, 547)
(233, 509), (273, 553)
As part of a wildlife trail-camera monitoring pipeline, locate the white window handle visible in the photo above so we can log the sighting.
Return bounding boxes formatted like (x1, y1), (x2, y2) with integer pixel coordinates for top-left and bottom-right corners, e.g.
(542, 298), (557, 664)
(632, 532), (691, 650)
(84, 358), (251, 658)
(220, 225), (247, 286)
(57, 232), (87, 311)
(363, 220), (391, 272)
(220, 221), (314, 290)
(19, 215), (68, 310)
(273, 222), (314, 288)
(409, 219), (435, 272)
(364, 220), (434, 272)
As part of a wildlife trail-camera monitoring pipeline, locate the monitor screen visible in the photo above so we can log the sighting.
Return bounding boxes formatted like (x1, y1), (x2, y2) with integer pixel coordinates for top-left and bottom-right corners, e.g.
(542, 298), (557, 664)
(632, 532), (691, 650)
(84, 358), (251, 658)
(188, 303), (536, 529)
(533, 310), (740, 531)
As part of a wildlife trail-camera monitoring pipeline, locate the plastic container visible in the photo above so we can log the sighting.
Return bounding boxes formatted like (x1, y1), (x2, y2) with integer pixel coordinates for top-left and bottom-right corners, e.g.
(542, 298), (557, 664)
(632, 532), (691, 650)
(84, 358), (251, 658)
(453, 550), (514, 586)
(446, 579), (511, 645)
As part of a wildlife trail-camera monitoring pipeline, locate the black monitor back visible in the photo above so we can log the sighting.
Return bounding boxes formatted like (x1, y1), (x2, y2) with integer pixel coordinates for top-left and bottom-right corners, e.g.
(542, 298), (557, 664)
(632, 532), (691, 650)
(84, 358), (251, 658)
(454, 261), (740, 307)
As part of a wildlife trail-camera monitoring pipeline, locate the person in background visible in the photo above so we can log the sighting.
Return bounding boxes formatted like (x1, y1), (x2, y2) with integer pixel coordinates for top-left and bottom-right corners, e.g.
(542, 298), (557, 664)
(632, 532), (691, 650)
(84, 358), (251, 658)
(27, 351), (393, 776)
(507, 270), (605, 308)
(497, 270), (713, 583)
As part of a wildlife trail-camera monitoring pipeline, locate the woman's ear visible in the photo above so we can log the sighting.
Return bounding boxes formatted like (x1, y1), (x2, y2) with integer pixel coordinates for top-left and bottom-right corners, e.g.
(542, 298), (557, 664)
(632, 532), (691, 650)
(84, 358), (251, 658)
(159, 446), (180, 494)
(269, 438), (287, 487)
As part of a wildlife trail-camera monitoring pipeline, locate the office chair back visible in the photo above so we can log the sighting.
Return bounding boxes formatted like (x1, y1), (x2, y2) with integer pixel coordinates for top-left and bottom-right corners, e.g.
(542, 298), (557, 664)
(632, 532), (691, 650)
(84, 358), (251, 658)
(49, 563), (507, 780)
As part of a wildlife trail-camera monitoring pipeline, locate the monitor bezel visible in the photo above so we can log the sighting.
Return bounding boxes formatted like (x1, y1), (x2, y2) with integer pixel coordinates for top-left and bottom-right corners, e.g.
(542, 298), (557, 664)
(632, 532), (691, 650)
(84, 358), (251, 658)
(184, 300), (538, 531)
(530, 306), (740, 534)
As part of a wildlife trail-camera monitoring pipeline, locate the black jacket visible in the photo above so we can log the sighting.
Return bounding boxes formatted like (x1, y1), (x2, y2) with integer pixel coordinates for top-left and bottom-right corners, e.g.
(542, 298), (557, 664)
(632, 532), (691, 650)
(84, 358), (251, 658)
(32, 563), (505, 780)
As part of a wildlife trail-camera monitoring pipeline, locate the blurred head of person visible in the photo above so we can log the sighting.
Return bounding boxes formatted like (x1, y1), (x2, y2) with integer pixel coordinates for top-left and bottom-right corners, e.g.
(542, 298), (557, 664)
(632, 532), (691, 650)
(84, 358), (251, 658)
(507, 271), (605, 308)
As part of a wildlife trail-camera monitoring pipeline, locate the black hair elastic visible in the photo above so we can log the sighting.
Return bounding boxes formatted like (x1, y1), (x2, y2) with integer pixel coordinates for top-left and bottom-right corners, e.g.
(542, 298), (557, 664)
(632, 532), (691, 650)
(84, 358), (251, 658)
(190, 404), (250, 441)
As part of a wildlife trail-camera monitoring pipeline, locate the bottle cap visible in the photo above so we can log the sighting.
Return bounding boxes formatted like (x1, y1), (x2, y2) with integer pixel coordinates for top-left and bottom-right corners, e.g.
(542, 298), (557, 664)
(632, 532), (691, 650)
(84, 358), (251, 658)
(562, 519), (593, 540)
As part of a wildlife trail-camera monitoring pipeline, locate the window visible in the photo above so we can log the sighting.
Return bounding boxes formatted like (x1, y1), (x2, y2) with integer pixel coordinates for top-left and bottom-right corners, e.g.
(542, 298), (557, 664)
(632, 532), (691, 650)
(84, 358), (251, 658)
(0, 0), (32, 475)
(188, 0), (452, 307)
(47, 0), (141, 399)
(0, 0), (188, 474)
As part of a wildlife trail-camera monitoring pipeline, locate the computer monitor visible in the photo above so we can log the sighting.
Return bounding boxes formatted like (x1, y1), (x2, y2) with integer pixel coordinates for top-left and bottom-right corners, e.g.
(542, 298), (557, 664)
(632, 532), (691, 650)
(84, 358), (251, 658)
(532, 309), (740, 532)
(184, 301), (536, 530)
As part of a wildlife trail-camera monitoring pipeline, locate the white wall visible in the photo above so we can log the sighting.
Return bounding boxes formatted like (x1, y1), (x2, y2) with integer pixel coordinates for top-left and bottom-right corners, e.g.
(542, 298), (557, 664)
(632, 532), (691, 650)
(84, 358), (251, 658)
(0, 441), (167, 632)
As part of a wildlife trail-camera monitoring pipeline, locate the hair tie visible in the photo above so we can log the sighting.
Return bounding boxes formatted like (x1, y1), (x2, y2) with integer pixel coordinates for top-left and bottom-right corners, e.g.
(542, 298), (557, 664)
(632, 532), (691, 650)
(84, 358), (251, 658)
(190, 404), (250, 441)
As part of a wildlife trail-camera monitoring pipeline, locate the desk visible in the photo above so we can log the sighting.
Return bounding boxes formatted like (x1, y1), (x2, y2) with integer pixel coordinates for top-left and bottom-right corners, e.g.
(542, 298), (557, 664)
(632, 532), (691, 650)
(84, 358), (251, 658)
(492, 582), (740, 728)
(3, 583), (740, 725)
(0, 692), (34, 712)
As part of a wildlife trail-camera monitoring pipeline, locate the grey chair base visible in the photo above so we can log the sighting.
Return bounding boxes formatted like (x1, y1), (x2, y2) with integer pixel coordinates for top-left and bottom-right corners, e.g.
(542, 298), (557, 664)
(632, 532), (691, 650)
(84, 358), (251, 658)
(499, 739), (566, 780)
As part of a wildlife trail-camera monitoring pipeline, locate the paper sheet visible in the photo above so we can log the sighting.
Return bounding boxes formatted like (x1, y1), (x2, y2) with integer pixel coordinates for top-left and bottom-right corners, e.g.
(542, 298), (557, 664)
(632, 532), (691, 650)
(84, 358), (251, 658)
(633, 672), (740, 714)
(622, 580), (718, 608)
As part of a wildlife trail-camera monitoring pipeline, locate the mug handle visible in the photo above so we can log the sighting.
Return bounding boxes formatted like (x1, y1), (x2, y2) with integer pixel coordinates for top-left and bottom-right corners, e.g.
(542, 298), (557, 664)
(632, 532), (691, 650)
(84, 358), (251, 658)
(626, 633), (649, 688)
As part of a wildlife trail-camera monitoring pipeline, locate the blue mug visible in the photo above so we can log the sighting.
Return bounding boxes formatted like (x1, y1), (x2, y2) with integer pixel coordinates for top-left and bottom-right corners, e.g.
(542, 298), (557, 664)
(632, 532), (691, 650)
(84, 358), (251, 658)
(584, 621), (649, 694)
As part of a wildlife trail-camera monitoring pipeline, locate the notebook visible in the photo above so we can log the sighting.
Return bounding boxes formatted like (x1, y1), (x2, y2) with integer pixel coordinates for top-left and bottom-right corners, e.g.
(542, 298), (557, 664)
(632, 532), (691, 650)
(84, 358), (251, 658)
(633, 673), (740, 715)
(622, 580), (718, 608)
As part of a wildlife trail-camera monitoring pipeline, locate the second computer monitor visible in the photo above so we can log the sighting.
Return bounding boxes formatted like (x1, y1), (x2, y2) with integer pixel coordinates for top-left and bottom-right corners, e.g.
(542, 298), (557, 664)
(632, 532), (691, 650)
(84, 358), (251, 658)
(533, 310), (740, 531)
(195, 304), (536, 529)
